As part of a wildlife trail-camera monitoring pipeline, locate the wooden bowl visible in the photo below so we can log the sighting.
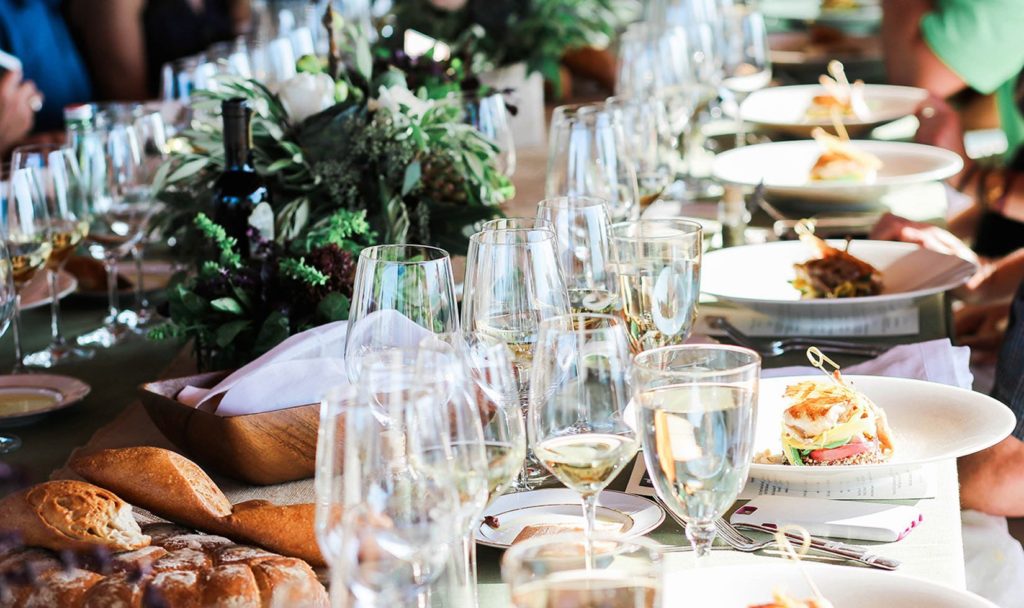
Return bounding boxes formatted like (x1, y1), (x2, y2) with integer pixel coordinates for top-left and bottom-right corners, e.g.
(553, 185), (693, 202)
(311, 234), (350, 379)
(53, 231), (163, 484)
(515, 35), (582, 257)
(139, 372), (319, 485)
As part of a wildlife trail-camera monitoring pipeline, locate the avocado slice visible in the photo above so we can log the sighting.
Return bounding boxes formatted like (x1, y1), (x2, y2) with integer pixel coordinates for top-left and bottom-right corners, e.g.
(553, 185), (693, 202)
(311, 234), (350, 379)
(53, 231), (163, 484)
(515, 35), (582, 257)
(785, 444), (805, 466)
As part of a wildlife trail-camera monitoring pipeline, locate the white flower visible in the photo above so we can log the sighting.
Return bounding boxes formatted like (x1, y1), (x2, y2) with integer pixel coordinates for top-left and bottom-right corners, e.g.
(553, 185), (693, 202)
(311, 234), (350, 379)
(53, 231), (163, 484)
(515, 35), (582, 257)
(369, 85), (431, 118)
(429, 0), (468, 10)
(278, 73), (335, 123)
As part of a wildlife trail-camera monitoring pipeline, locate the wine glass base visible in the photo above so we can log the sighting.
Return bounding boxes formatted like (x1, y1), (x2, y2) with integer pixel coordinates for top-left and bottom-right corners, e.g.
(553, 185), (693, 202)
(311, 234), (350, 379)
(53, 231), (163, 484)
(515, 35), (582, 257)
(23, 344), (96, 368)
(76, 324), (134, 348)
(0, 434), (22, 454)
(127, 308), (163, 334)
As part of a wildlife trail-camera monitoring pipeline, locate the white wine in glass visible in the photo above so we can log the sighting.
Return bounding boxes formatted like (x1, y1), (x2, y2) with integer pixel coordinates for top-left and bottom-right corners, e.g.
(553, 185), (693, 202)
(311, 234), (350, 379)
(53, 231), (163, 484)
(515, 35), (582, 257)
(533, 433), (638, 496)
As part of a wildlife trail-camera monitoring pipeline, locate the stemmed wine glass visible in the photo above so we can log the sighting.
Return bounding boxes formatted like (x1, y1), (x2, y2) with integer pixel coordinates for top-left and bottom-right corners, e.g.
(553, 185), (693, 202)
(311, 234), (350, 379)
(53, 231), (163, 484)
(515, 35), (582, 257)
(462, 225), (570, 490)
(633, 344), (760, 557)
(610, 219), (703, 353)
(343, 244), (460, 383)
(719, 1), (771, 147)
(128, 109), (169, 330)
(546, 102), (640, 223)
(4, 168), (53, 372)
(13, 146), (94, 368)
(606, 96), (675, 212)
(535, 196), (619, 315)
(0, 243), (20, 452)
(529, 314), (638, 563)
(459, 91), (516, 178)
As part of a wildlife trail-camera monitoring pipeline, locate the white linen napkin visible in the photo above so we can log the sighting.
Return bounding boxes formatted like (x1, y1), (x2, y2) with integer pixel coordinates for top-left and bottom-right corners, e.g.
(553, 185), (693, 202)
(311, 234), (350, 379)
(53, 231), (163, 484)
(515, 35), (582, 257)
(179, 310), (429, 416)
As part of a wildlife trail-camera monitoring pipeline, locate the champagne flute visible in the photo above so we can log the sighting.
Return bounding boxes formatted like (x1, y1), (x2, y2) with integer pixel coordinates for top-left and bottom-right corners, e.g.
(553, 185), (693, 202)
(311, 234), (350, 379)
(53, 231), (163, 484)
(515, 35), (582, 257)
(719, 1), (771, 147)
(633, 344), (760, 558)
(13, 146), (94, 368)
(0, 243), (20, 452)
(502, 533), (664, 608)
(344, 244), (460, 383)
(4, 168), (53, 373)
(528, 313), (637, 560)
(546, 102), (640, 223)
(610, 219), (702, 353)
(535, 196), (619, 315)
(462, 226), (569, 490)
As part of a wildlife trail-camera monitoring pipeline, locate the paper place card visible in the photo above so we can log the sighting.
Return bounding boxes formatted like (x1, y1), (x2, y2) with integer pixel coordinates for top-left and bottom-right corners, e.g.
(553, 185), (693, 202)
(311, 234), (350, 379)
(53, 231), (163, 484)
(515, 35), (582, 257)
(697, 304), (920, 337)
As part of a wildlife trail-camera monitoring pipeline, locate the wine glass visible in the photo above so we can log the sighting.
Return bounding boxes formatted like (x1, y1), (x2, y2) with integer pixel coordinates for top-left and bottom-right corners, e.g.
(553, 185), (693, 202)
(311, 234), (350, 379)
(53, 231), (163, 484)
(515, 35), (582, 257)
(322, 350), (460, 606)
(4, 168), (53, 373)
(459, 91), (516, 177)
(502, 533), (664, 607)
(535, 196), (619, 315)
(128, 110), (169, 330)
(719, 1), (771, 147)
(633, 344), (760, 558)
(528, 313), (637, 561)
(610, 219), (702, 353)
(462, 226), (570, 490)
(606, 96), (675, 212)
(344, 244), (460, 383)
(0, 242), (20, 452)
(546, 102), (640, 223)
(77, 119), (152, 348)
(11, 145), (94, 368)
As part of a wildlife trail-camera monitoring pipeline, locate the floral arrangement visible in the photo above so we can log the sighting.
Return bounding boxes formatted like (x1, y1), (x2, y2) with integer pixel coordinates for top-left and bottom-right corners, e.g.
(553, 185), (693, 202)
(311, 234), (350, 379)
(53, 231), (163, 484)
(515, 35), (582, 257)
(152, 16), (512, 368)
(387, 0), (638, 90)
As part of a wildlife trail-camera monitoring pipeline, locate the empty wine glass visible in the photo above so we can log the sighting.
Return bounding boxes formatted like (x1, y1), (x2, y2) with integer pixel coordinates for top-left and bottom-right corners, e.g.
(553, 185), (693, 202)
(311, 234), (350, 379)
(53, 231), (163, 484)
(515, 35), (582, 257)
(719, 1), (771, 147)
(344, 244), (460, 383)
(606, 96), (676, 211)
(0, 242), (20, 453)
(459, 91), (516, 177)
(610, 219), (703, 353)
(535, 196), (619, 315)
(4, 167), (53, 372)
(633, 344), (760, 558)
(12, 145), (94, 368)
(546, 102), (640, 223)
(129, 110), (169, 330)
(529, 314), (637, 562)
(462, 226), (569, 490)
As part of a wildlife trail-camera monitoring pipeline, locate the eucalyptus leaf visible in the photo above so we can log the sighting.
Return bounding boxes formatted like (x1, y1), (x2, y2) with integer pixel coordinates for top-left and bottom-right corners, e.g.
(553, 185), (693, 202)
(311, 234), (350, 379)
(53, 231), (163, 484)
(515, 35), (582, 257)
(216, 319), (251, 347)
(254, 311), (291, 354)
(211, 297), (244, 315)
(168, 158), (210, 183)
(402, 161), (422, 196)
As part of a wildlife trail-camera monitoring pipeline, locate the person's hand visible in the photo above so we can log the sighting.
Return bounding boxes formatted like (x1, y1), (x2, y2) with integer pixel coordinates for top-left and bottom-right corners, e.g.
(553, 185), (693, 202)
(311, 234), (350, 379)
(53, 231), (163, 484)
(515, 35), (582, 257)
(870, 212), (978, 262)
(914, 94), (967, 159)
(0, 70), (41, 155)
(955, 301), (1011, 364)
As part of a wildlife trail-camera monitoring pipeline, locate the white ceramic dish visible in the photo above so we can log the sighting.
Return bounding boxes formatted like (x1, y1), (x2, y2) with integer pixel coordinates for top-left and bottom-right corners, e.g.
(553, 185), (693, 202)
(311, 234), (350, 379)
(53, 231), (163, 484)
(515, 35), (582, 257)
(475, 488), (664, 549)
(740, 84), (927, 137)
(701, 240), (977, 316)
(666, 562), (996, 607)
(749, 375), (1015, 484)
(18, 270), (77, 311)
(711, 140), (963, 204)
(0, 374), (91, 428)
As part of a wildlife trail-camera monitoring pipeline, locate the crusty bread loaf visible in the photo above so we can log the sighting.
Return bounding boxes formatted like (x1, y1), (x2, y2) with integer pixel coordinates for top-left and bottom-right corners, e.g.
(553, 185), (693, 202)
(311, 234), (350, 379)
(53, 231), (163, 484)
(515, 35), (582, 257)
(0, 481), (150, 553)
(224, 501), (323, 567)
(1, 524), (328, 608)
(69, 447), (233, 530)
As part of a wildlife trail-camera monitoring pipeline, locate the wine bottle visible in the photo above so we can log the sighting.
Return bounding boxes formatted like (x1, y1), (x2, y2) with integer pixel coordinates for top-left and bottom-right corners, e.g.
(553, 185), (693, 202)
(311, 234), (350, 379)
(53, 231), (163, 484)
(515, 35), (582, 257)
(213, 98), (269, 257)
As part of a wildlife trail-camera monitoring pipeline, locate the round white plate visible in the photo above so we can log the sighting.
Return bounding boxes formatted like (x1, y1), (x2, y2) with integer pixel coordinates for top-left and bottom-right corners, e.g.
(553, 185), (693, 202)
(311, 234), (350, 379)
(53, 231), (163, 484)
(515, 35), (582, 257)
(740, 84), (927, 137)
(0, 374), (91, 428)
(750, 375), (1015, 484)
(19, 271), (78, 311)
(475, 489), (665, 549)
(701, 240), (977, 316)
(711, 140), (963, 204)
(667, 562), (996, 607)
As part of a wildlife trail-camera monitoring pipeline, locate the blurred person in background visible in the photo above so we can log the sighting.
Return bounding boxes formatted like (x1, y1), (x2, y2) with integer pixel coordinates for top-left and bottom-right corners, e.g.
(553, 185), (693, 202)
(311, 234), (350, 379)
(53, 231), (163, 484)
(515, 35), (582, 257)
(66, 0), (251, 101)
(0, 0), (92, 140)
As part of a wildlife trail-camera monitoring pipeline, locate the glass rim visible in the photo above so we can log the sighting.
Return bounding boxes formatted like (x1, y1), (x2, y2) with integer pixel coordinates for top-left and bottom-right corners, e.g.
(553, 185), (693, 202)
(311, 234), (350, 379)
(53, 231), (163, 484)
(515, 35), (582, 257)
(632, 344), (762, 377)
(551, 101), (611, 123)
(470, 226), (557, 245)
(480, 217), (554, 232)
(502, 531), (664, 565)
(539, 312), (624, 333)
(610, 219), (703, 243)
(357, 243), (451, 264)
(536, 195), (609, 211)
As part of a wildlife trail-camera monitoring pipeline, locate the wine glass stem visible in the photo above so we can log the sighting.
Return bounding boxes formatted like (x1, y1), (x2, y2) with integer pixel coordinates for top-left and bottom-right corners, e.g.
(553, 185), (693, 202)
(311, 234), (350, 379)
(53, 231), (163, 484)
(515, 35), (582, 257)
(581, 492), (599, 569)
(47, 268), (66, 347)
(686, 519), (717, 559)
(450, 531), (479, 607)
(133, 244), (149, 311)
(104, 256), (120, 328)
(11, 293), (25, 373)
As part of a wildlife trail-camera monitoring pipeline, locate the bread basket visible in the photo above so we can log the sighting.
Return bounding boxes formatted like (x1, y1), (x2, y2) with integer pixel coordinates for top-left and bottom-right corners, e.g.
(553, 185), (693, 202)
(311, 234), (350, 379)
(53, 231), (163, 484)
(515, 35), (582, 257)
(139, 372), (319, 485)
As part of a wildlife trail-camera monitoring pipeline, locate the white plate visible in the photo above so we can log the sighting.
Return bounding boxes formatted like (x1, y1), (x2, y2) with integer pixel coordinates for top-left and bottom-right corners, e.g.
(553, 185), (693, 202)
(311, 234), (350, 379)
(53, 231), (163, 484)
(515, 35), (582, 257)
(0, 374), (91, 427)
(740, 84), (927, 137)
(18, 270), (77, 311)
(667, 562), (996, 607)
(712, 140), (963, 204)
(750, 375), (1015, 484)
(475, 489), (665, 549)
(701, 240), (977, 316)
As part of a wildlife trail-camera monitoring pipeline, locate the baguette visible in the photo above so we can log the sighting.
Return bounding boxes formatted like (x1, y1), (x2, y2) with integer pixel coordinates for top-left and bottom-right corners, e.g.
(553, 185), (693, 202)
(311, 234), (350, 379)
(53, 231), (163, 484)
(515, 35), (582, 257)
(0, 481), (150, 553)
(69, 447), (233, 530)
(224, 501), (323, 567)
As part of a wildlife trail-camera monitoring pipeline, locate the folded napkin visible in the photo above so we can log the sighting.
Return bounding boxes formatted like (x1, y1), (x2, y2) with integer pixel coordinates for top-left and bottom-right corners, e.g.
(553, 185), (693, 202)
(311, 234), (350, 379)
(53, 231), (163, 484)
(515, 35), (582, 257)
(179, 310), (430, 416)
(763, 338), (973, 390)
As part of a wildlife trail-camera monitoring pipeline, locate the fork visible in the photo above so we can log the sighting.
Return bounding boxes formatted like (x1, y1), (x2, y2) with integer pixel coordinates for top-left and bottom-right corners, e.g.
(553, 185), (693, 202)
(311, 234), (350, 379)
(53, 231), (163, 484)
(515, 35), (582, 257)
(707, 315), (891, 358)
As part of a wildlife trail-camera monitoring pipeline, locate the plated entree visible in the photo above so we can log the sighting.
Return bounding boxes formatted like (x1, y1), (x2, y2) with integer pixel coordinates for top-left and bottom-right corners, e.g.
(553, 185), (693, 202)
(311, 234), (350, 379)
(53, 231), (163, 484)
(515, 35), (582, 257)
(805, 60), (869, 122)
(791, 221), (883, 299)
(808, 127), (883, 183)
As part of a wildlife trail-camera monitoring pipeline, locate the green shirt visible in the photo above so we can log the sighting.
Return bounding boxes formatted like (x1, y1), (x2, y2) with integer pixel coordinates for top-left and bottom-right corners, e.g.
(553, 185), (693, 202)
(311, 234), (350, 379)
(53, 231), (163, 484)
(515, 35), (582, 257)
(921, 0), (1024, 156)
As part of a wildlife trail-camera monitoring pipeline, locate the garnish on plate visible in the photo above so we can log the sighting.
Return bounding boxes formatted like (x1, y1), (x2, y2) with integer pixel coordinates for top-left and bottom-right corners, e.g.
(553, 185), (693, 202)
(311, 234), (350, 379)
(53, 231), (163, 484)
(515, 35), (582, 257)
(808, 121), (882, 183)
(805, 60), (869, 122)
(749, 526), (835, 608)
(791, 220), (882, 299)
